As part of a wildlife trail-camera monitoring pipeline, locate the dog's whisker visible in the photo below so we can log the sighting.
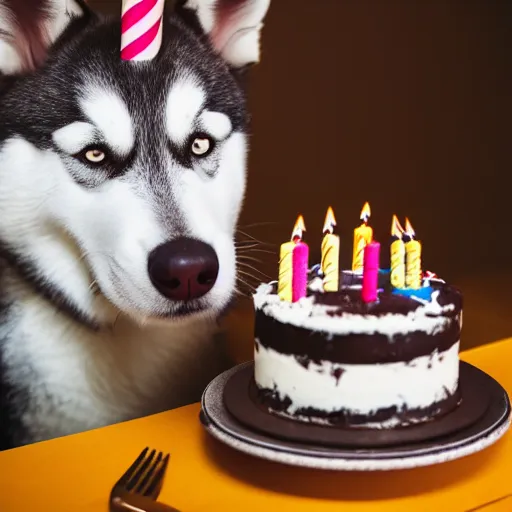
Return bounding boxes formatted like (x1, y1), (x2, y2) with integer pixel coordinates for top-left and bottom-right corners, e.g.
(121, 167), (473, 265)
(235, 237), (261, 245)
(237, 263), (272, 280)
(111, 311), (123, 333)
(237, 254), (264, 264)
(233, 287), (247, 297)
(240, 248), (276, 255)
(235, 229), (273, 246)
(236, 246), (264, 253)
(237, 270), (262, 284)
(238, 221), (278, 229)
(235, 244), (260, 254)
(236, 278), (256, 294)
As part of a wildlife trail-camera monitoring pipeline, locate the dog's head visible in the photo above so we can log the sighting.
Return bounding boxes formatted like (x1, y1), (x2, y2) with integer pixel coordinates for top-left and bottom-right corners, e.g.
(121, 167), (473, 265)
(0, 0), (269, 326)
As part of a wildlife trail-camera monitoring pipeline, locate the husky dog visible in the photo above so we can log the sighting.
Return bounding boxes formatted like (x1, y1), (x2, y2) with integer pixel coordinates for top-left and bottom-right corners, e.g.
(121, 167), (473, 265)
(0, 0), (269, 450)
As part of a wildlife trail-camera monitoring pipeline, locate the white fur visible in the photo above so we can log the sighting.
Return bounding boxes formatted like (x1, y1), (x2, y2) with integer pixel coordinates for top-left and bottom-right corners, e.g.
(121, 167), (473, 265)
(184, 0), (216, 33)
(166, 77), (206, 145)
(200, 111), (232, 140)
(52, 122), (97, 154)
(1, 272), (226, 442)
(46, 0), (83, 42)
(184, 0), (270, 67)
(0, 0), (83, 74)
(222, 28), (263, 68)
(0, 2), (22, 74)
(79, 87), (135, 156)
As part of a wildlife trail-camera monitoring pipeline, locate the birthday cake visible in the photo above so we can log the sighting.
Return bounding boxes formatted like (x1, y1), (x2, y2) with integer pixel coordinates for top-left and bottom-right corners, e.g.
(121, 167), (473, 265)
(252, 205), (463, 429)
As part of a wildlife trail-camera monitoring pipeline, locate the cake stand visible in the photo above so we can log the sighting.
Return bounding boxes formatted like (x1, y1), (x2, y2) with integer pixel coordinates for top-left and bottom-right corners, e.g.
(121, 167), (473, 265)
(200, 361), (511, 471)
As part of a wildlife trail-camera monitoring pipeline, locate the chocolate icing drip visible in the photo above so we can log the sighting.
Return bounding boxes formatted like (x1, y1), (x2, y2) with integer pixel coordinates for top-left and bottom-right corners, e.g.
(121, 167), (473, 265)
(255, 310), (461, 364)
(255, 385), (462, 428)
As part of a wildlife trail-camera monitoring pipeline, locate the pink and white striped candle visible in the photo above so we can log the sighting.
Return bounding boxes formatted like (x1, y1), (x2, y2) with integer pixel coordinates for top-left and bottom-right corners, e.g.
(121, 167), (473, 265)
(362, 241), (380, 303)
(121, 0), (165, 61)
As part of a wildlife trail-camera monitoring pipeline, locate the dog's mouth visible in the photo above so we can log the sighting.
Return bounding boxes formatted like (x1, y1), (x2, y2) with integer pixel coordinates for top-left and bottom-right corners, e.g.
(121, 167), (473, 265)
(169, 302), (207, 318)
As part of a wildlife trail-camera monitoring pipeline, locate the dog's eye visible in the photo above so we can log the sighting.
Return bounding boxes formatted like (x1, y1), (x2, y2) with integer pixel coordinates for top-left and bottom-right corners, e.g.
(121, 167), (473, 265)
(190, 136), (213, 157)
(84, 148), (106, 164)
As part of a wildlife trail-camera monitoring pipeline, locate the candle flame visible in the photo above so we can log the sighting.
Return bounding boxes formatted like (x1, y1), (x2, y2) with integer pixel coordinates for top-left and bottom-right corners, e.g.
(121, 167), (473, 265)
(405, 217), (415, 238)
(360, 202), (371, 223)
(291, 214), (306, 241)
(391, 214), (405, 238)
(322, 206), (337, 234)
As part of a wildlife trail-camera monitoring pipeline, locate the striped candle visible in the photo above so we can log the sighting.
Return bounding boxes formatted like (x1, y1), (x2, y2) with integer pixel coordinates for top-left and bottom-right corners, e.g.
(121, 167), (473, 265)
(121, 0), (165, 61)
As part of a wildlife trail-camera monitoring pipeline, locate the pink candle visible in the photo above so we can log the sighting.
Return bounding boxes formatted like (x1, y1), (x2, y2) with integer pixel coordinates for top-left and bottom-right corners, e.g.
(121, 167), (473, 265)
(292, 241), (309, 302)
(362, 241), (380, 303)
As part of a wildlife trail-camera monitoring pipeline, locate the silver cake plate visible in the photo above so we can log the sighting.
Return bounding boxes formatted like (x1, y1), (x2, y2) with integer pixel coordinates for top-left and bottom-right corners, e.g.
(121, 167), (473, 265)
(200, 361), (511, 471)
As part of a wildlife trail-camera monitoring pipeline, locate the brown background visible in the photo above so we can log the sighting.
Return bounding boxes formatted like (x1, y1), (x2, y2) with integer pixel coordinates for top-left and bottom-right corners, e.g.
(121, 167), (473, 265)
(91, 1), (511, 353)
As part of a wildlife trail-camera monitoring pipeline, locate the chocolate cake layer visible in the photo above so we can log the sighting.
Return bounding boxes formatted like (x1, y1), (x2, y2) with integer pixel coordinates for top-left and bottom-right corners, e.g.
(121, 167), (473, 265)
(255, 383), (462, 428)
(255, 283), (462, 365)
(255, 310), (460, 365)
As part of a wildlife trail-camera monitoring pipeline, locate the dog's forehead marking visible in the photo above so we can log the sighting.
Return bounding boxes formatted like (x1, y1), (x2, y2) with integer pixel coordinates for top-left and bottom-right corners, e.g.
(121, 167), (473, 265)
(52, 122), (96, 154)
(79, 86), (134, 156)
(199, 111), (232, 140)
(165, 77), (206, 145)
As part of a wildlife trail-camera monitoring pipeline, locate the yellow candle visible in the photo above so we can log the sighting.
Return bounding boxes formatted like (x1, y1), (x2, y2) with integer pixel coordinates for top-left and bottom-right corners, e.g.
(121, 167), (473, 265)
(390, 214), (405, 289)
(277, 241), (294, 301)
(352, 202), (373, 271)
(321, 206), (339, 292)
(405, 218), (422, 289)
(278, 215), (306, 301)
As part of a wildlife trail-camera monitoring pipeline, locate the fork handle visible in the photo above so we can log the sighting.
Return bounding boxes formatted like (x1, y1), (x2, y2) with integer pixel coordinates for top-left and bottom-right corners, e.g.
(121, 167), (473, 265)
(111, 495), (181, 512)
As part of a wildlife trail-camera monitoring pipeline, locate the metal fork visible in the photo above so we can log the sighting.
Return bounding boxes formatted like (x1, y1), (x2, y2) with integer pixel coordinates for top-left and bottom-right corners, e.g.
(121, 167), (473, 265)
(110, 447), (180, 512)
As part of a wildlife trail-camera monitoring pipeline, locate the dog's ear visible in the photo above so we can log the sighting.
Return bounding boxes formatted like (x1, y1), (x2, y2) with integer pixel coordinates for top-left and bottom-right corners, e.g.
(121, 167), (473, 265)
(176, 0), (270, 69)
(0, 0), (91, 75)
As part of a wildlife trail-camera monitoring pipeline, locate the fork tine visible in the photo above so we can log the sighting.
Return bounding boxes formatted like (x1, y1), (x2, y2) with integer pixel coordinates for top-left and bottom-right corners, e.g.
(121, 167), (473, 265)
(126, 448), (156, 491)
(144, 453), (170, 500)
(135, 451), (163, 495)
(114, 447), (149, 488)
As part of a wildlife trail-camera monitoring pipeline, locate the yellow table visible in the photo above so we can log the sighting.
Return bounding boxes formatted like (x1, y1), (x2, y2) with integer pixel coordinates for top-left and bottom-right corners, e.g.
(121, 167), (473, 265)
(1, 339), (512, 512)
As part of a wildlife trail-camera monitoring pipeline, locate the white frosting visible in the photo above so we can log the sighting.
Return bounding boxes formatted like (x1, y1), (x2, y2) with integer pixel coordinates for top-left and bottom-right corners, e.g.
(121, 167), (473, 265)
(253, 284), (455, 337)
(254, 340), (460, 424)
(308, 277), (325, 292)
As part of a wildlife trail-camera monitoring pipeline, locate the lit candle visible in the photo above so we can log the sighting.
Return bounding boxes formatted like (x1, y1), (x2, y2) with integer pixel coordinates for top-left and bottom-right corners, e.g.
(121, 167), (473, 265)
(321, 206), (340, 292)
(390, 215), (405, 289)
(278, 215), (309, 302)
(278, 241), (294, 302)
(404, 218), (422, 289)
(362, 241), (380, 303)
(292, 222), (309, 302)
(352, 202), (373, 272)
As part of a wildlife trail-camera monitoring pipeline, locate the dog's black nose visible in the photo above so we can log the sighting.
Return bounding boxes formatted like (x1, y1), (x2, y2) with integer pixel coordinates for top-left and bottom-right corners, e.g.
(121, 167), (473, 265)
(148, 238), (219, 301)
